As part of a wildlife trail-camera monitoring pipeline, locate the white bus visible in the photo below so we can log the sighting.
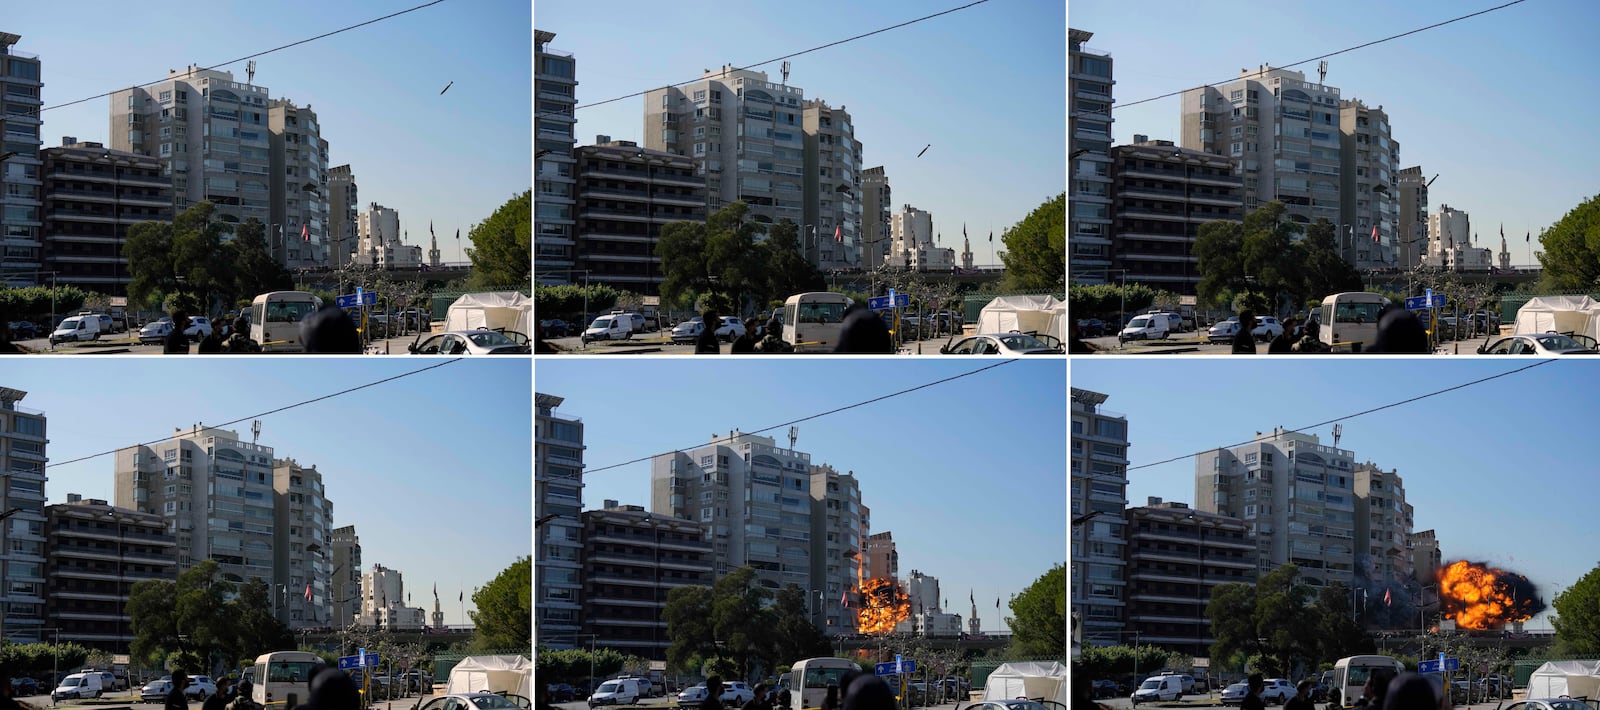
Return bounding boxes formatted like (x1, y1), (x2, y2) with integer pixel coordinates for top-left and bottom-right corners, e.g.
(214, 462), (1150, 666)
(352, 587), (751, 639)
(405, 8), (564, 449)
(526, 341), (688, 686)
(250, 291), (324, 353)
(1318, 292), (1391, 352)
(782, 292), (854, 353)
(1330, 655), (1405, 708)
(786, 658), (859, 710)
(252, 651), (322, 710)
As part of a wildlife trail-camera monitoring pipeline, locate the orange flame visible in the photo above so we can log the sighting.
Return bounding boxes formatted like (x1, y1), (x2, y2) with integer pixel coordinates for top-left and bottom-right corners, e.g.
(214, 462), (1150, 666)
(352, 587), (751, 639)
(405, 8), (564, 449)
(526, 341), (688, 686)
(1437, 560), (1540, 630)
(855, 577), (911, 635)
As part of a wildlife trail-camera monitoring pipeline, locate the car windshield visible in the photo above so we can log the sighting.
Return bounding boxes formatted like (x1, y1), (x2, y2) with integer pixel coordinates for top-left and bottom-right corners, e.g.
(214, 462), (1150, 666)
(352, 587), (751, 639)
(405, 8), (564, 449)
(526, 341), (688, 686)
(598, 683), (619, 693)
(804, 667), (852, 689)
(63, 678), (82, 687)
(998, 334), (1050, 350)
(1128, 317), (1151, 328)
(1534, 334), (1589, 351)
(590, 318), (613, 328)
(467, 331), (516, 347)
(1139, 680), (1161, 689)
(469, 695), (520, 710)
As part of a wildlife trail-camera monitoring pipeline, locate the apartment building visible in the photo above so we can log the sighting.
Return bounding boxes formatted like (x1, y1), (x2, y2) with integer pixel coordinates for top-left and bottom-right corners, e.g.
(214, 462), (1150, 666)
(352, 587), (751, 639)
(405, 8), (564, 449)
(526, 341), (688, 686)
(326, 165), (357, 268)
(1110, 136), (1242, 294)
(860, 167), (891, 269)
(1, 32), (44, 286)
(1124, 499), (1254, 658)
(802, 100), (861, 269)
(359, 562), (424, 629)
(1426, 204), (1491, 271)
(573, 138), (703, 295)
(1397, 166), (1429, 269)
(0, 387), (48, 642)
(1182, 66), (1343, 226)
(894, 570), (963, 637)
(866, 531), (897, 583)
(580, 501), (711, 660)
(268, 99), (329, 267)
(1195, 427), (1357, 590)
(355, 202), (421, 268)
(44, 494), (177, 653)
(329, 525), (361, 627)
(809, 463), (865, 636)
(1068, 28), (1115, 283)
(40, 140), (170, 296)
(535, 392), (584, 649)
(887, 204), (954, 271)
(111, 66), (273, 231)
(1338, 100), (1399, 269)
(534, 29), (578, 276)
(273, 458), (331, 628)
(1353, 463), (1415, 626)
(1070, 387), (1129, 645)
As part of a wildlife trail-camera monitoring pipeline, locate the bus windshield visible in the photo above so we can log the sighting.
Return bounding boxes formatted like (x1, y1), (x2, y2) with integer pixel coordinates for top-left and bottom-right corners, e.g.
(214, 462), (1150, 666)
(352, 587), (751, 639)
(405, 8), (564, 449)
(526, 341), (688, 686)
(804, 666), (853, 689)
(1333, 301), (1384, 324)
(266, 300), (318, 323)
(796, 302), (847, 324)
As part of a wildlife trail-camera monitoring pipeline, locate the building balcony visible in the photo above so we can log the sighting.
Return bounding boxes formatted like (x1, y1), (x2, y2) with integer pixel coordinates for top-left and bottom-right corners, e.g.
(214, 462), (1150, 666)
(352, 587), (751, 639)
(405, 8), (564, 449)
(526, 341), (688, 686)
(1115, 207), (1187, 222)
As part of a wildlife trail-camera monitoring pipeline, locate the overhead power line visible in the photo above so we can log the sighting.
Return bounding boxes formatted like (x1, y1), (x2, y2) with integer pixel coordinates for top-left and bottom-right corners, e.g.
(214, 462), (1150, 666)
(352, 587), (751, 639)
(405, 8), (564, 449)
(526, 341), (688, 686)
(579, 360), (1017, 476)
(1124, 359), (1555, 474)
(1105, 0), (1529, 114)
(38, 0), (449, 115)
(575, 0), (991, 111)
(46, 359), (462, 469)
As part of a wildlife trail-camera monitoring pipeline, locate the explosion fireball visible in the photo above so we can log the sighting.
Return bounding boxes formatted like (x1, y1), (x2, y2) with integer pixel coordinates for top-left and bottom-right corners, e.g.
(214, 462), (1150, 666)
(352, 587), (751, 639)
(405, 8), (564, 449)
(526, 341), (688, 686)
(855, 577), (911, 635)
(1436, 560), (1546, 630)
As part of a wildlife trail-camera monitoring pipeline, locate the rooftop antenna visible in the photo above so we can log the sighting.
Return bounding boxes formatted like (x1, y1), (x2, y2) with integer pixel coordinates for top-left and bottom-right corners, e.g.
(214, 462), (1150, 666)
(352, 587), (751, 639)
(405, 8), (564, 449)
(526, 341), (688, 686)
(252, 419), (262, 445)
(781, 60), (790, 88)
(1318, 60), (1328, 87)
(789, 425), (798, 451)
(1333, 423), (1343, 448)
(246, 60), (256, 86)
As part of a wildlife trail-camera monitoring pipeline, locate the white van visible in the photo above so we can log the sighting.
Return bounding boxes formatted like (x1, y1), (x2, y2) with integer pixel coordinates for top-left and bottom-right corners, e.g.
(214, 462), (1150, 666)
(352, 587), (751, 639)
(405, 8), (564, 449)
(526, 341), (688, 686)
(1131, 676), (1182, 704)
(788, 657), (858, 710)
(589, 678), (642, 707)
(1317, 292), (1391, 352)
(53, 672), (106, 701)
(253, 651), (321, 709)
(582, 315), (634, 343)
(250, 291), (324, 353)
(1119, 313), (1170, 342)
(50, 315), (102, 345)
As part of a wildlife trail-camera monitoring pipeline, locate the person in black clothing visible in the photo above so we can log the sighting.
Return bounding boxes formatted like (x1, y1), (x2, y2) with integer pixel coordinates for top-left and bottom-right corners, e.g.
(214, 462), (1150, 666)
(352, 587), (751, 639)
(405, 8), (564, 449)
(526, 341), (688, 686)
(164, 312), (192, 354)
(1241, 674), (1266, 710)
(293, 668), (360, 710)
(742, 683), (772, 710)
(1381, 673), (1442, 710)
(167, 671), (191, 710)
(1284, 680), (1315, 710)
(695, 310), (723, 354)
(300, 304), (363, 353)
(203, 678), (233, 710)
(839, 673), (894, 710)
(1353, 668), (1396, 709)
(731, 317), (759, 354)
(0, 676), (25, 710)
(820, 685), (840, 710)
(198, 319), (226, 353)
(703, 676), (726, 710)
(1269, 317), (1299, 353)
(834, 305), (893, 353)
(1232, 310), (1258, 354)
(1367, 305), (1430, 353)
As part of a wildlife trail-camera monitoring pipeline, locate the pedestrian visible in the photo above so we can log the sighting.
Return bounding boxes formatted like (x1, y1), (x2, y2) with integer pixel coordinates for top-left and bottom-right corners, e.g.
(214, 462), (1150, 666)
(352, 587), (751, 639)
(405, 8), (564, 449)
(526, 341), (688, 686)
(1354, 668), (1396, 709)
(1241, 674), (1266, 710)
(1269, 317), (1299, 353)
(300, 304), (364, 353)
(164, 312), (192, 354)
(0, 320), (22, 354)
(1292, 319), (1328, 353)
(840, 673), (895, 710)
(756, 317), (793, 353)
(742, 683), (772, 710)
(166, 671), (191, 710)
(1232, 310), (1259, 354)
(820, 685), (841, 710)
(204, 678), (234, 710)
(0, 676), (24, 710)
(1381, 673), (1443, 710)
(225, 317), (260, 353)
(293, 668), (360, 710)
(695, 310), (723, 354)
(198, 318), (226, 353)
(834, 305), (894, 353)
(1367, 305), (1430, 354)
(703, 676), (726, 710)
(1285, 680), (1315, 710)
(731, 317), (759, 353)
(231, 680), (258, 710)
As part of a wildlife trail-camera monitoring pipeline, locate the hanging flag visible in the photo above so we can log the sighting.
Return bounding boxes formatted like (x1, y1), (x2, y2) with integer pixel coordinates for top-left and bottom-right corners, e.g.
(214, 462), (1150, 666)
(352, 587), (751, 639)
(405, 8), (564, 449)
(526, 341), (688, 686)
(1384, 588), (1392, 606)
(835, 224), (842, 243)
(1526, 231), (1530, 244)
(988, 230), (993, 243)
(459, 590), (464, 602)
(1371, 224), (1379, 244)
(305, 584), (312, 602)
(302, 223), (310, 242)
(434, 583), (439, 602)
(841, 589), (848, 607)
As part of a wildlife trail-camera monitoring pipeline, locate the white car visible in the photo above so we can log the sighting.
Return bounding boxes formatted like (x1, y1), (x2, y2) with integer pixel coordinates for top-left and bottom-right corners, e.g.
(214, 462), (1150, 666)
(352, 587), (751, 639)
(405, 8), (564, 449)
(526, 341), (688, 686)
(184, 316), (214, 340)
(676, 685), (709, 706)
(940, 333), (1061, 355)
(714, 316), (746, 341)
(408, 330), (528, 354)
(140, 679), (173, 703)
(417, 693), (525, 710)
(670, 319), (705, 344)
(719, 682), (754, 705)
(1208, 319), (1241, 343)
(1220, 682), (1248, 706)
(1478, 333), (1598, 355)
(1132, 676), (1182, 704)
(139, 319), (175, 345)
(1261, 678), (1294, 704)
(1252, 316), (1284, 341)
(1156, 674), (1196, 694)
(183, 675), (218, 700)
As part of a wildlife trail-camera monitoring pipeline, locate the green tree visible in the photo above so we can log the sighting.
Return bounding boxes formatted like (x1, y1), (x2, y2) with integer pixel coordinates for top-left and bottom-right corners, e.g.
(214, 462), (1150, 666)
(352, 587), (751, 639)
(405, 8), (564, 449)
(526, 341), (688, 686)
(1537, 195), (1600, 290)
(771, 585), (831, 669)
(1000, 193), (1065, 291)
(761, 220), (825, 302)
(232, 578), (293, 659)
(1311, 583), (1374, 662)
(1298, 220), (1364, 300)
(125, 220), (178, 307)
(228, 219), (293, 300)
(658, 220), (714, 309)
(1552, 564), (1600, 655)
(1006, 564), (1065, 658)
(711, 567), (775, 680)
(659, 202), (768, 313)
(171, 202), (233, 314)
(1254, 565), (1318, 673)
(1206, 583), (1258, 663)
(471, 557), (531, 652)
(468, 191), (532, 289)
(1196, 201), (1316, 315)
(664, 585), (716, 673)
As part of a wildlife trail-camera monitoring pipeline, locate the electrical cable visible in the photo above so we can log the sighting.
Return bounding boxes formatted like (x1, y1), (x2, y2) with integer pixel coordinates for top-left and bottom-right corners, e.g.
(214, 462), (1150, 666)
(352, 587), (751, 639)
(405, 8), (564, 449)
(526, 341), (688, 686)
(1125, 359), (1556, 473)
(1091, 0), (1528, 116)
(575, 0), (991, 111)
(36, 0), (449, 115)
(579, 360), (1017, 476)
(46, 358), (463, 469)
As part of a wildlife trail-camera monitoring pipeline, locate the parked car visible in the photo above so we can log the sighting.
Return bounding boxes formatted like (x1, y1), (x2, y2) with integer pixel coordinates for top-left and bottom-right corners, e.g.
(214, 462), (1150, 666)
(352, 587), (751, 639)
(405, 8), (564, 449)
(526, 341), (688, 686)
(1119, 313), (1170, 342)
(1478, 333), (1599, 355)
(10, 678), (37, 696)
(1131, 676), (1182, 704)
(50, 314), (102, 345)
(713, 316), (746, 342)
(417, 693), (525, 710)
(1260, 678), (1294, 704)
(7, 321), (36, 339)
(1076, 318), (1106, 338)
(719, 682), (755, 705)
(184, 316), (214, 341)
(1220, 682), (1248, 706)
(408, 329), (529, 354)
(541, 319), (569, 338)
(1504, 699), (1595, 710)
(140, 679), (173, 703)
(52, 672), (106, 702)
(677, 685), (709, 706)
(548, 684), (576, 703)
(1090, 680), (1119, 699)
(941, 332), (1061, 355)
(1208, 319), (1241, 343)
(588, 679), (641, 707)
(186, 675), (219, 700)
(138, 319), (174, 345)
(670, 318), (705, 344)
(1252, 316), (1285, 341)
(583, 315), (634, 343)
(1155, 674), (1196, 694)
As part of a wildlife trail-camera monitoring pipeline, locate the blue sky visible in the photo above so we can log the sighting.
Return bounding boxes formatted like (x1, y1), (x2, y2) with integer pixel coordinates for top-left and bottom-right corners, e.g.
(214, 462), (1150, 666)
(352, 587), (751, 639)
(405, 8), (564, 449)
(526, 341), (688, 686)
(1070, 0), (1600, 264)
(4, 359), (530, 625)
(1070, 358), (1597, 629)
(536, 359), (1065, 632)
(534, 0), (1065, 266)
(6, 1), (530, 262)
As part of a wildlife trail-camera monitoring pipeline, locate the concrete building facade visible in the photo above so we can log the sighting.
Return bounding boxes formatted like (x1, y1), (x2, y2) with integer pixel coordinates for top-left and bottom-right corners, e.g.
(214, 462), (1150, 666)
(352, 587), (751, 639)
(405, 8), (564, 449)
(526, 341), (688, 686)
(326, 165), (357, 269)
(0, 387), (48, 642)
(860, 166), (890, 269)
(535, 29), (578, 278)
(1397, 166), (1429, 269)
(809, 464), (865, 636)
(1068, 28), (1115, 284)
(865, 531), (897, 584)
(110, 66), (272, 232)
(1071, 388), (1129, 645)
(355, 202), (421, 268)
(272, 458), (331, 628)
(535, 392), (584, 649)
(40, 140), (170, 296)
(1124, 500), (1254, 658)
(268, 99), (329, 268)
(1, 32), (44, 287)
(580, 501), (712, 660)
(1353, 463), (1415, 622)
(1182, 66), (1343, 227)
(329, 525), (361, 628)
(44, 495), (177, 653)
(1425, 204), (1491, 271)
(1338, 100), (1399, 269)
(114, 426), (277, 586)
(1110, 137), (1242, 294)
(802, 100), (861, 269)
(1195, 427), (1357, 590)
(359, 562), (424, 629)
(573, 139), (703, 295)
(887, 204), (954, 271)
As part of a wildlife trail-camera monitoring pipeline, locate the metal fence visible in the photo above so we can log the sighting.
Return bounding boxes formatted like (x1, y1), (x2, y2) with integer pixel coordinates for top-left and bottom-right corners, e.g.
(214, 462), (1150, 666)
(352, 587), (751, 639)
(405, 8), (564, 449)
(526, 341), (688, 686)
(1513, 657), (1600, 687)
(1498, 291), (1599, 324)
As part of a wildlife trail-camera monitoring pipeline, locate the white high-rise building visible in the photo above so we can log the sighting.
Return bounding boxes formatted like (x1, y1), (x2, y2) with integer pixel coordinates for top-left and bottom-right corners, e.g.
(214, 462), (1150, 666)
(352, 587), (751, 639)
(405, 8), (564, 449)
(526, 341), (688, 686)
(887, 205), (954, 272)
(327, 165), (357, 268)
(802, 100), (862, 269)
(1068, 28), (1114, 283)
(1338, 100), (1399, 269)
(273, 458), (332, 629)
(1070, 388), (1129, 646)
(534, 29), (578, 278)
(1426, 204), (1491, 271)
(809, 464), (866, 636)
(359, 562), (424, 629)
(535, 392), (584, 649)
(268, 99), (329, 267)
(330, 525), (361, 628)
(355, 202), (421, 268)
(1, 33), (45, 287)
(0, 387), (48, 642)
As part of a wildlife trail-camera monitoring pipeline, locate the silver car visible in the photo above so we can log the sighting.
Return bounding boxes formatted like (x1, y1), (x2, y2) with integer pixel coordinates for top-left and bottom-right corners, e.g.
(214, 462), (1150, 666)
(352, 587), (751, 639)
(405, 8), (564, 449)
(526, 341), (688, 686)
(1220, 682), (1248, 706)
(409, 330), (527, 354)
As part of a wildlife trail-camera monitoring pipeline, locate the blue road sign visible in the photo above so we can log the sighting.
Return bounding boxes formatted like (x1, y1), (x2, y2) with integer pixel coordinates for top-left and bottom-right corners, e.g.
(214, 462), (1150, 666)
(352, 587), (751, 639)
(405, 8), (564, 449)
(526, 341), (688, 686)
(868, 296), (891, 310)
(1431, 294), (1446, 308)
(875, 660), (917, 676)
(336, 292), (377, 308)
(1405, 296), (1428, 310)
(868, 294), (911, 310)
(1418, 658), (1459, 673)
(338, 654), (380, 670)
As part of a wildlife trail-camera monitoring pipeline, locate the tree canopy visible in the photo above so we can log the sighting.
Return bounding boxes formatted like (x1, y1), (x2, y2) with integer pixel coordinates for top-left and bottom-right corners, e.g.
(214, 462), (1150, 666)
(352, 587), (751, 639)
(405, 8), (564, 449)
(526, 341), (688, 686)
(1206, 564), (1372, 675)
(1000, 193), (1066, 291)
(127, 560), (293, 672)
(662, 567), (830, 679)
(1007, 563), (1065, 658)
(1537, 194), (1600, 291)
(471, 557), (531, 652)
(468, 190), (532, 289)
(1194, 202), (1360, 314)
(657, 203), (824, 315)
(1552, 563), (1600, 655)
(124, 202), (294, 313)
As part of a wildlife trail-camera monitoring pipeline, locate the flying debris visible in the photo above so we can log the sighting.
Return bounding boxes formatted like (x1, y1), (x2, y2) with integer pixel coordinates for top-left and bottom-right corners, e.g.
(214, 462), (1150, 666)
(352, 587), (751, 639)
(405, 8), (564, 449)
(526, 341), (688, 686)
(439, 81), (454, 95)
(916, 144), (931, 158)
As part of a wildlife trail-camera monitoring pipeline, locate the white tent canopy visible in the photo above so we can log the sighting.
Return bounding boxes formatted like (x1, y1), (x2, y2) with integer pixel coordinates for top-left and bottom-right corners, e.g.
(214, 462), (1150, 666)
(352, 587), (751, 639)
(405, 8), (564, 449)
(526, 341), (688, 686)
(1512, 295), (1600, 339)
(976, 295), (1065, 340)
(981, 661), (1068, 706)
(1527, 660), (1600, 699)
(445, 292), (533, 335)
(445, 655), (533, 697)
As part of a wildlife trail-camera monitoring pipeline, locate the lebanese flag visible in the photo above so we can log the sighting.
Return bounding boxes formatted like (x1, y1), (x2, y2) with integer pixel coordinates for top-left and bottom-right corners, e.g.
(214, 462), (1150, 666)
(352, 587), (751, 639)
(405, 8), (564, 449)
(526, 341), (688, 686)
(1371, 224), (1379, 244)
(302, 223), (310, 242)
(835, 225), (842, 243)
